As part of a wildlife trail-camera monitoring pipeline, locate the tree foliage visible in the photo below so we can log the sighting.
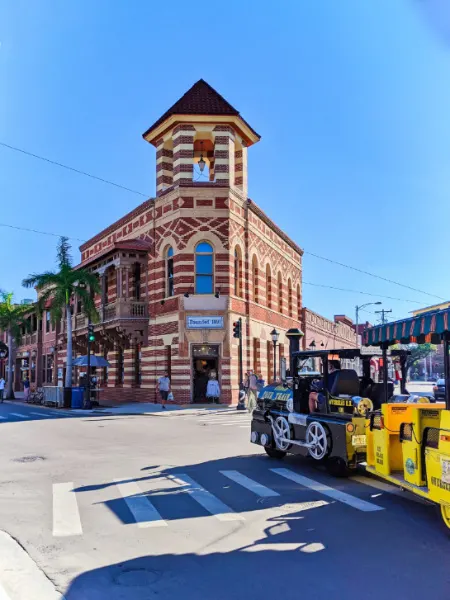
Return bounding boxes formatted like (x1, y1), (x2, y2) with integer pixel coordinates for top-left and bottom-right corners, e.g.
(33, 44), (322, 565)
(393, 343), (436, 372)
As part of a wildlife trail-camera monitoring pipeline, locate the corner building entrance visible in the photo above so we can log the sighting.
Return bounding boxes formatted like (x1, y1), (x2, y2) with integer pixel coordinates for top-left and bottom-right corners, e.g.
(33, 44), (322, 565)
(192, 345), (219, 403)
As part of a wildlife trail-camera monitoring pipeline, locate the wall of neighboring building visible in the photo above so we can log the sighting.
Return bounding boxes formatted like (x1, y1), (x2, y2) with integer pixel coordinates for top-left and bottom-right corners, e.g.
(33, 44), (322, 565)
(302, 308), (358, 351)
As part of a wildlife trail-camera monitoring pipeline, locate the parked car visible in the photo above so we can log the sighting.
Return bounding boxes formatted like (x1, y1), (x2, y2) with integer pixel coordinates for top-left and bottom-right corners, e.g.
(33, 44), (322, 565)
(433, 379), (446, 401)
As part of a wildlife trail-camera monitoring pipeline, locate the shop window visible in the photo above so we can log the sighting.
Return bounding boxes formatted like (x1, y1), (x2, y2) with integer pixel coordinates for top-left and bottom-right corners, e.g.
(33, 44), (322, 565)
(166, 345), (172, 379)
(134, 263), (141, 300)
(103, 348), (108, 385)
(288, 279), (293, 317)
(134, 344), (142, 386)
(266, 264), (272, 309)
(117, 347), (124, 384)
(252, 256), (259, 303)
(195, 242), (214, 294)
(278, 272), (283, 314)
(167, 247), (174, 297)
(234, 247), (242, 297)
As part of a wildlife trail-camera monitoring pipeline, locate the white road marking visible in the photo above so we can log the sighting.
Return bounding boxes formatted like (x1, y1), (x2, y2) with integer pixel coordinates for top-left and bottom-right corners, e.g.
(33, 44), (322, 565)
(9, 413), (30, 419)
(351, 475), (428, 505)
(0, 531), (65, 599)
(53, 482), (83, 537)
(115, 479), (167, 528)
(220, 470), (280, 497)
(240, 425), (251, 428)
(271, 468), (384, 512)
(30, 412), (57, 417)
(169, 473), (245, 521)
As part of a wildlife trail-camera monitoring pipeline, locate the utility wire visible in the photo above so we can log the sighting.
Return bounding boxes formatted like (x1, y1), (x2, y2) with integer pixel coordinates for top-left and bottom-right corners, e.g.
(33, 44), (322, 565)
(304, 250), (445, 301)
(0, 141), (148, 198)
(302, 281), (422, 304)
(1, 140), (445, 302)
(0, 223), (85, 242)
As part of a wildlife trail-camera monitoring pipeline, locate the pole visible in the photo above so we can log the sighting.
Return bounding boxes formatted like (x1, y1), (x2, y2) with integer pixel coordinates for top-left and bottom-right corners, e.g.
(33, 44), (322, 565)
(375, 309), (392, 325)
(85, 319), (91, 409)
(238, 317), (243, 390)
(355, 305), (359, 347)
(273, 341), (277, 382)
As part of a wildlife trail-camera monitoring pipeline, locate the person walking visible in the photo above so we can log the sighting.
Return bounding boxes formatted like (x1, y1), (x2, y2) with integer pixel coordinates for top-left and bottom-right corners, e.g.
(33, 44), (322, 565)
(246, 369), (258, 413)
(157, 371), (171, 410)
(0, 376), (5, 402)
(23, 376), (30, 402)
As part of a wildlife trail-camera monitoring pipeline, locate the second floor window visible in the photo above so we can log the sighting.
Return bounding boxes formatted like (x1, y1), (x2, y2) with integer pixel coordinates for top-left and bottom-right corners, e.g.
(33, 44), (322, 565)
(134, 263), (141, 300)
(167, 247), (174, 297)
(46, 311), (50, 333)
(195, 242), (214, 294)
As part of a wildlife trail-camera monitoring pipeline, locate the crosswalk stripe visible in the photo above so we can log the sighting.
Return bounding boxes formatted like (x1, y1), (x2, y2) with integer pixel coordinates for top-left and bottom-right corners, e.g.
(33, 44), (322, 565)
(115, 479), (167, 528)
(53, 482), (83, 537)
(169, 474), (245, 521)
(220, 470), (280, 497)
(271, 468), (384, 512)
(0, 582), (10, 600)
(239, 425), (251, 428)
(30, 412), (57, 417)
(10, 412), (30, 419)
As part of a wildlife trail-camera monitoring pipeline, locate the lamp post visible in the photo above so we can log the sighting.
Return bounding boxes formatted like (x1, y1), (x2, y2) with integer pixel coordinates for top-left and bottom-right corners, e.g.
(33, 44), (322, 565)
(355, 302), (382, 346)
(270, 328), (279, 382)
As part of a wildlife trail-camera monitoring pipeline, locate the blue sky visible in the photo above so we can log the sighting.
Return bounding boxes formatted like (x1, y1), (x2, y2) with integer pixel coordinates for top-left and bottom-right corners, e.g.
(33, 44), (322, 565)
(1, 0), (450, 325)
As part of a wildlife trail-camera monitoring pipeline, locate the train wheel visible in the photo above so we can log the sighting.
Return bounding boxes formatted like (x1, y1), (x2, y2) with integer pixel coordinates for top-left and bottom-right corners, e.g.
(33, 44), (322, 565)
(325, 457), (349, 478)
(306, 421), (329, 461)
(265, 447), (287, 459)
(439, 504), (450, 534)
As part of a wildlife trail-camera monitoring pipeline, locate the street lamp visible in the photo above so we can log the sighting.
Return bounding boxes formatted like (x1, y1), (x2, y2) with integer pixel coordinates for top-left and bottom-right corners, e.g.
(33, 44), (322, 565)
(355, 302), (382, 346)
(270, 328), (280, 382)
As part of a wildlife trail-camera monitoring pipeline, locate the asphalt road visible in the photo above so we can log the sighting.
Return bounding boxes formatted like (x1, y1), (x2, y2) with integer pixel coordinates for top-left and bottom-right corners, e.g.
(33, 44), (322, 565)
(0, 401), (448, 600)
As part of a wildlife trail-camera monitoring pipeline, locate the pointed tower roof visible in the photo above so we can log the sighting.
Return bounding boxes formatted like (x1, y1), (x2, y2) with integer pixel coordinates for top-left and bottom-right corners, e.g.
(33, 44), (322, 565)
(143, 79), (260, 145)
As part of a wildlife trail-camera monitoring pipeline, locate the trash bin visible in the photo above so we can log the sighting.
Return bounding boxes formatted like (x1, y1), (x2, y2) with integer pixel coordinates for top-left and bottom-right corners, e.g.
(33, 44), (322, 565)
(71, 387), (84, 409)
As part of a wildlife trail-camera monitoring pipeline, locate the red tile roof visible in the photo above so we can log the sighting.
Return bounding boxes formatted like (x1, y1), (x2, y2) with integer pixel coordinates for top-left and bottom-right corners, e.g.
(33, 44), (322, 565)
(76, 238), (151, 269)
(143, 79), (260, 139)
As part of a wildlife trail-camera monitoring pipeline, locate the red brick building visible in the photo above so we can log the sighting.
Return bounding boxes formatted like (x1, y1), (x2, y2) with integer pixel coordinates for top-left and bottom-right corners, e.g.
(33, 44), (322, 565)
(302, 309), (358, 351)
(2, 80), (302, 405)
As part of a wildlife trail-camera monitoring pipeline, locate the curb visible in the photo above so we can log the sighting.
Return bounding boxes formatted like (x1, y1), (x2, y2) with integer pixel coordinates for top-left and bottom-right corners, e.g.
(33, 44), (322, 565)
(0, 531), (65, 599)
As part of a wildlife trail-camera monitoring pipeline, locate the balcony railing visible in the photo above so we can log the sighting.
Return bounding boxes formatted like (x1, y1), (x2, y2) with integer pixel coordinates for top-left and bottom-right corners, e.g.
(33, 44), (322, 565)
(72, 299), (148, 330)
(21, 332), (38, 346)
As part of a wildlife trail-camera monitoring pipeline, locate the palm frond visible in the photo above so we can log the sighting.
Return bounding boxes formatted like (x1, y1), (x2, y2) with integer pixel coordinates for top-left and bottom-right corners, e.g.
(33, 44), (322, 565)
(22, 271), (60, 289)
(57, 237), (72, 269)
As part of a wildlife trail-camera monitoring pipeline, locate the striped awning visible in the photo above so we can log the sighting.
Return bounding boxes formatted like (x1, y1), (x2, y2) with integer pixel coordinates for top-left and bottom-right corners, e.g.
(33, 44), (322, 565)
(364, 308), (450, 346)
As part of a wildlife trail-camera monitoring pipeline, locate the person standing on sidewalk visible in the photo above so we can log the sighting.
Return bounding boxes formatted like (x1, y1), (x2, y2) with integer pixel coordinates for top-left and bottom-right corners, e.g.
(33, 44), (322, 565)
(157, 372), (171, 410)
(246, 369), (258, 413)
(23, 376), (30, 402)
(0, 376), (5, 402)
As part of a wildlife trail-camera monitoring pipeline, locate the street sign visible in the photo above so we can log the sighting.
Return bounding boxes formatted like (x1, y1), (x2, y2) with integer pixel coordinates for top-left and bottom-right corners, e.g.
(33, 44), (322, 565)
(186, 316), (224, 329)
(361, 346), (383, 356)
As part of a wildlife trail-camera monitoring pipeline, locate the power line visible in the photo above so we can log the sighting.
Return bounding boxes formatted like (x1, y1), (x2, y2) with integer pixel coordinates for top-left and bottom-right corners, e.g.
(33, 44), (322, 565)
(302, 281), (422, 304)
(0, 223), (85, 242)
(304, 250), (445, 301)
(1, 140), (445, 302)
(0, 141), (148, 198)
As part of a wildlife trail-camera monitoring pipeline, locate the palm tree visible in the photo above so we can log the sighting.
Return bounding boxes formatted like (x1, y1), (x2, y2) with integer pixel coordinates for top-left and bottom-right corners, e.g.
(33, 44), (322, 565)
(0, 291), (32, 399)
(22, 237), (100, 388)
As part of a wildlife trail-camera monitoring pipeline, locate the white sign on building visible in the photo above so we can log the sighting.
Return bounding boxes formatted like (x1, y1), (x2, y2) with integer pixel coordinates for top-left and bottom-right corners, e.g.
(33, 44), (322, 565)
(186, 316), (224, 329)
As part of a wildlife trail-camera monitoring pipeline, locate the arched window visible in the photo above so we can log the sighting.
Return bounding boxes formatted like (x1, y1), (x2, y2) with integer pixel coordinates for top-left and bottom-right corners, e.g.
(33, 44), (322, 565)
(297, 284), (301, 320)
(252, 255), (259, 304)
(266, 264), (272, 309)
(288, 279), (293, 317)
(166, 246), (174, 297)
(278, 272), (283, 314)
(195, 242), (214, 294)
(234, 247), (242, 297)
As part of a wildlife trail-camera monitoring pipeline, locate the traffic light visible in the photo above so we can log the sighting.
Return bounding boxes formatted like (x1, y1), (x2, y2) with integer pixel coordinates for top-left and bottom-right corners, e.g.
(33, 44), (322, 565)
(233, 319), (241, 339)
(87, 324), (95, 343)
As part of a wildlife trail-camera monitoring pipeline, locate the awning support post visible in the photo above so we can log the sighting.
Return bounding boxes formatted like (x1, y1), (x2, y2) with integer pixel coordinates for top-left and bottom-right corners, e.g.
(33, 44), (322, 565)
(382, 343), (389, 404)
(444, 334), (450, 411)
(400, 354), (407, 394)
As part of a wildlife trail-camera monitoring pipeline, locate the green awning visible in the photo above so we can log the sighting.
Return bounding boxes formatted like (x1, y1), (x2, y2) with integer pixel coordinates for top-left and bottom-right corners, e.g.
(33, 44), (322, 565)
(363, 308), (450, 346)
